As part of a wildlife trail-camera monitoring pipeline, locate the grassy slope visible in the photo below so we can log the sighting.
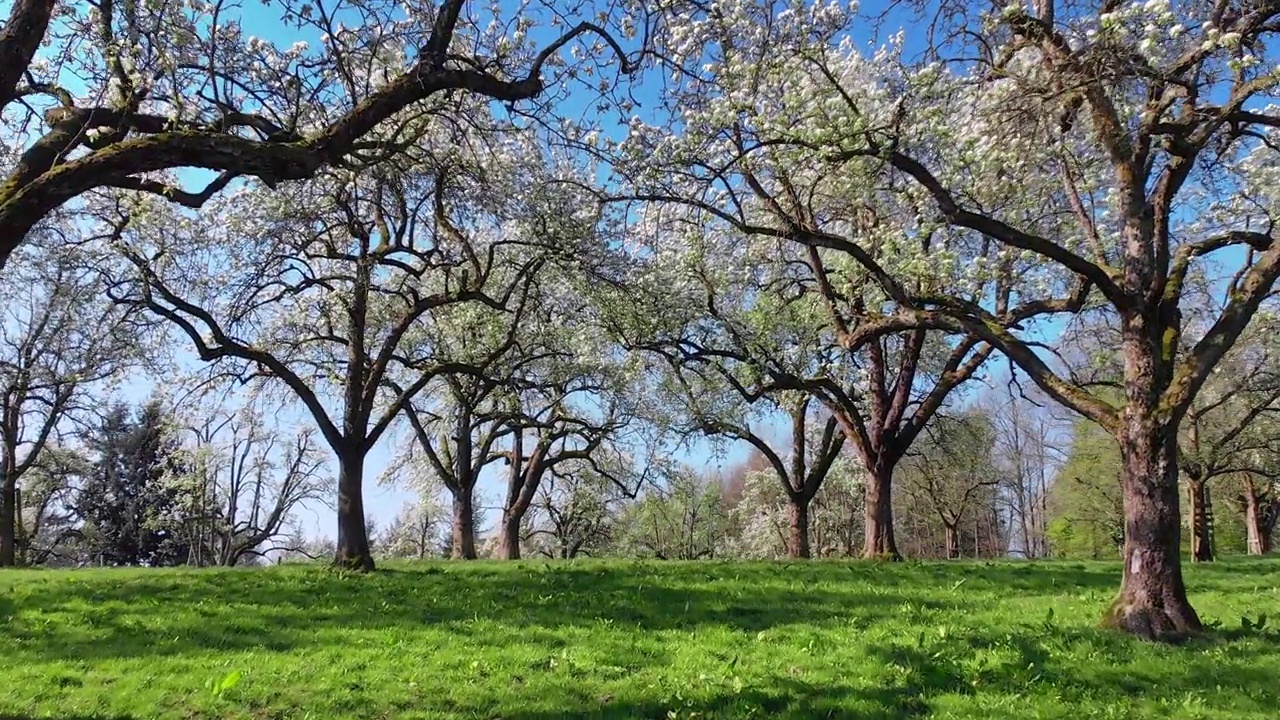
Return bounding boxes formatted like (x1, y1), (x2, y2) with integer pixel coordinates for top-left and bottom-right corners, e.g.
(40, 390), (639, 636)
(1, 559), (1278, 720)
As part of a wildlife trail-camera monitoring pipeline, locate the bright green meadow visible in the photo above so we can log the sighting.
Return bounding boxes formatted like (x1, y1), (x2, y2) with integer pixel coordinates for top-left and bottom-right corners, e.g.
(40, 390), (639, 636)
(1, 558), (1278, 719)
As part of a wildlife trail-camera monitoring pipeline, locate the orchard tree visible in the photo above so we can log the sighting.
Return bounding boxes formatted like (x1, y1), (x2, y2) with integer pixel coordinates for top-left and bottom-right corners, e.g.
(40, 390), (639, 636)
(378, 499), (444, 560)
(12, 444), (89, 566)
(0, 0), (645, 267)
(613, 3), (1000, 561)
(633, 0), (1280, 638)
(618, 164), (991, 562)
(494, 378), (635, 560)
(624, 228), (851, 558)
(685, 389), (844, 559)
(401, 374), (513, 560)
(489, 231), (642, 561)
(899, 408), (999, 559)
(179, 406), (329, 566)
(1177, 315), (1280, 561)
(0, 230), (133, 566)
(1237, 472), (1279, 555)
(525, 460), (628, 559)
(111, 128), (542, 571)
(394, 270), (542, 560)
(394, 151), (630, 560)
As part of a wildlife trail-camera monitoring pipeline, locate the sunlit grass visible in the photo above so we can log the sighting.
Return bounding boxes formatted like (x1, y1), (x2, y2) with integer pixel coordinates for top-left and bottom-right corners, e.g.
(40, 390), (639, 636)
(1, 557), (1278, 719)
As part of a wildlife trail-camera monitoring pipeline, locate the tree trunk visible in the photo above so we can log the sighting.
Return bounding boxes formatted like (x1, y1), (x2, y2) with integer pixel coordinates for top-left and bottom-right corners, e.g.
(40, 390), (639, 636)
(1103, 416), (1202, 640)
(451, 491), (477, 560)
(496, 511), (521, 560)
(863, 467), (901, 560)
(787, 497), (812, 559)
(943, 522), (959, 560)
(0, 472), (15, 567)
(333, 452), (374, 572)
(1186, 477), (1214, 562)
(1245, 491), (1273, 555)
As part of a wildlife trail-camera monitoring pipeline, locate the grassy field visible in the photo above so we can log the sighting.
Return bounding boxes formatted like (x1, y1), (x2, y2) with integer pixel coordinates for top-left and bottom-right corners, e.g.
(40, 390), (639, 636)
(1, 559), (1278, 719)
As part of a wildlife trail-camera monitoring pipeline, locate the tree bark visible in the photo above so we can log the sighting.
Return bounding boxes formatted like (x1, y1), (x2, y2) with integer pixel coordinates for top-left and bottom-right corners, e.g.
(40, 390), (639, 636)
(496, 511), (521, 560)
(1102, 415), (1202, 640)
(333, 452), (374, 572)
(787, 497), (812, 559)
(863, 467), (901, 560)
(943, 522), (959, 560)
(451, 491), (477, 560)
(1186, 476), (1214, 562)
(1244, 491), (1274, 555)
(0, 473), (15, 567)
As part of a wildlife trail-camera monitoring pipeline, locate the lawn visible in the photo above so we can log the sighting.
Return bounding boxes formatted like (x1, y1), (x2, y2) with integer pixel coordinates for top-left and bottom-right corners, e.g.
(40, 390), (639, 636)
(1, 558), (1278, 719)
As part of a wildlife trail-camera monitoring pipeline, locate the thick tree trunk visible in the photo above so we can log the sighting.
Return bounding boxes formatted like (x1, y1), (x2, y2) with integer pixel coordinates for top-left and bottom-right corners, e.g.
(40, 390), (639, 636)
(787, 497), (812, 559)
(1186, 477), (1214, 563)
(863, 467), (901, 560)
(496, 511), (521, 560)
(451, 491), (477, 560)
(1245, 492), (1273, 555)
(1103, 421), (1202, 640)
(0, 472), (15, 567)
(943, 522), (959, 560)
(334, 453), (374, 572)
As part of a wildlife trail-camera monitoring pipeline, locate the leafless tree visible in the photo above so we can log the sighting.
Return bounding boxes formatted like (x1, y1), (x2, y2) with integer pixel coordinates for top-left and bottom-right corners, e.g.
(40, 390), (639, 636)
(181, 411), (329, 566)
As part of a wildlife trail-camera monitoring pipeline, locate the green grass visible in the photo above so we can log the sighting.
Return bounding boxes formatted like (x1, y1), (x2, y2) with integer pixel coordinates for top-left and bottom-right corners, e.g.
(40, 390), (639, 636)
(1, 558), (1278, 719)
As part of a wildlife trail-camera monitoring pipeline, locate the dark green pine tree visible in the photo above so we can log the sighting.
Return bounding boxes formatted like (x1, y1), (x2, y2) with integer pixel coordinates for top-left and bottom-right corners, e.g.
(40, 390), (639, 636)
(75, 400), (192, 566)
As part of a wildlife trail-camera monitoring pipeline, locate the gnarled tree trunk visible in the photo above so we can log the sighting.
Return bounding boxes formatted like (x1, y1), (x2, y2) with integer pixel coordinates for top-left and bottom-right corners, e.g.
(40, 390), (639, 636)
(496, 511), (521, 560)
(1, 437), (16, 566)
(451, 491), (477, 560)
(1103, 412), (1201, 640)
(943, 521), (959, 560)
(1186, 476), (1214, 562)
(787, 497), (811, 559)
(1244, 490), (1276, 555)
(0, 474), (15, 567)
(864, 467), (901, 560)
(334, 452), (374, 572)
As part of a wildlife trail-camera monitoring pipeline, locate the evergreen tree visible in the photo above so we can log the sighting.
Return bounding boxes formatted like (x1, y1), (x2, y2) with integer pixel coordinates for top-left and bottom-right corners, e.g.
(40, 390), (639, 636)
(75, 401), (192, 566)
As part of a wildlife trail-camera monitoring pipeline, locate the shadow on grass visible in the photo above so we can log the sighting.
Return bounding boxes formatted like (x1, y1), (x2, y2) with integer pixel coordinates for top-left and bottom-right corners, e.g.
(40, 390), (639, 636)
(5, 557), (1279, 720)
(2, 558), (1258, 666)
(5, 644), (1279, 720)
(483, 681), (943, 720)
(0, 714), (305, 720)
(5, 562), (955, 662)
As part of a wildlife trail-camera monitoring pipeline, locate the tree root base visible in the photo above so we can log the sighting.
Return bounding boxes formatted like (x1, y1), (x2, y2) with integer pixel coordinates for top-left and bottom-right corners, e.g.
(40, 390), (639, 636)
(331, 553), (376, 573)
(861, 551), (904, 562)
(1101, 596), (1202, 643)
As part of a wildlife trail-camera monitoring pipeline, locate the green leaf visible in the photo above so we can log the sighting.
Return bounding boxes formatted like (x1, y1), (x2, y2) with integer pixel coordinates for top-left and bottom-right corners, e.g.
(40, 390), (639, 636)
(211, 669), (242, 697)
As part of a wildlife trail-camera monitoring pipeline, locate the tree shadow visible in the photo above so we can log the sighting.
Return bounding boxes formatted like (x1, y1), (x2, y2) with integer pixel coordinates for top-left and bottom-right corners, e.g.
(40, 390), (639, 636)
(5, 559), (1278, 720)
(0, 712), (137, 717)
(480, 681), (941, 720)
(3, 562), (945, 663)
